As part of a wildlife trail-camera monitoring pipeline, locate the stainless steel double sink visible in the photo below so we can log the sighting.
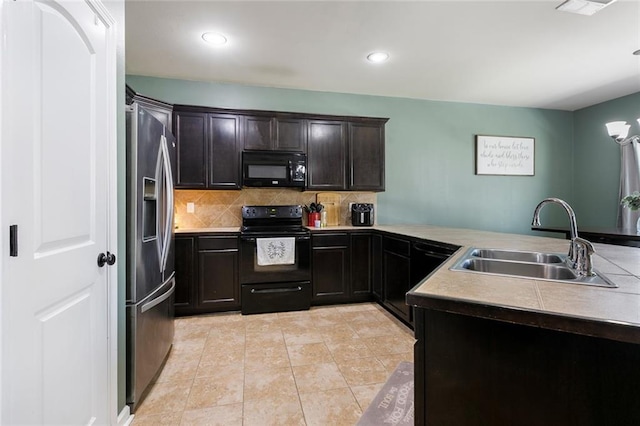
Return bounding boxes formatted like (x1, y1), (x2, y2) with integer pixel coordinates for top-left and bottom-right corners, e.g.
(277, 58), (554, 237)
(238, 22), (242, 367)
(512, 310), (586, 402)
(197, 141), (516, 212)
(450, 248), (617, 288)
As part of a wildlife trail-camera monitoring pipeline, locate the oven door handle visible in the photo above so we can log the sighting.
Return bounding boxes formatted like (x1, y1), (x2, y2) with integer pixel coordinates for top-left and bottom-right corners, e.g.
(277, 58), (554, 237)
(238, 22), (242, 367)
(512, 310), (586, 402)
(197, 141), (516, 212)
(241, 236), (310, 242)
(250, 286), (303, 294)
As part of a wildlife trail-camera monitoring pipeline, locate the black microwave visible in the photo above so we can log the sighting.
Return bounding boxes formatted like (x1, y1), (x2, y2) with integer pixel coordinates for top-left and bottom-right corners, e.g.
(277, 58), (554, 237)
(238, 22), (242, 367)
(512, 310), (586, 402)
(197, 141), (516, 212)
(242, 151), (306, 188)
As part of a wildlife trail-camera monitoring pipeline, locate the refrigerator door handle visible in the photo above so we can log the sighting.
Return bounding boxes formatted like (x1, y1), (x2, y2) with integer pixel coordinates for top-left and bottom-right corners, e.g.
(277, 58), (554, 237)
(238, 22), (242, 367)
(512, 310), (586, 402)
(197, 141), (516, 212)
(159, 134), (174, 273)
(141, 276), (175, 314)
(154, 141), (165, 270)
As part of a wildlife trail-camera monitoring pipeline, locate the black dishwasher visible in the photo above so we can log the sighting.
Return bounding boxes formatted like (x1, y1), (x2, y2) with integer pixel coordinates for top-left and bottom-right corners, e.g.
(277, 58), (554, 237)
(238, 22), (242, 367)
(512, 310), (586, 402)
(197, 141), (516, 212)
(410, 240), (459, 286)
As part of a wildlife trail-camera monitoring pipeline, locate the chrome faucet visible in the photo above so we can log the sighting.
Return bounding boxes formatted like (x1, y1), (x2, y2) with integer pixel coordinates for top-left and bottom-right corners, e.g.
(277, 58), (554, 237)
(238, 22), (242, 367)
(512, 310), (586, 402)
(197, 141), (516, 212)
(531, 198), (595, 277)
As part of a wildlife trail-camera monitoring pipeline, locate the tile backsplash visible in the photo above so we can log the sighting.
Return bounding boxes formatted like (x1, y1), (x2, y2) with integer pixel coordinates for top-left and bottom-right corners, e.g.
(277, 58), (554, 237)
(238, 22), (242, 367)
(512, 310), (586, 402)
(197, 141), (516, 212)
(174, 188), (376, 229)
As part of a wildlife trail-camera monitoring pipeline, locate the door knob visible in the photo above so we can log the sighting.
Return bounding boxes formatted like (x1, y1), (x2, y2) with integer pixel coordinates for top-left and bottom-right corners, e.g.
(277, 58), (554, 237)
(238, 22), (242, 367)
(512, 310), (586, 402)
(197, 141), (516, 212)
(97, 251), (116, 267)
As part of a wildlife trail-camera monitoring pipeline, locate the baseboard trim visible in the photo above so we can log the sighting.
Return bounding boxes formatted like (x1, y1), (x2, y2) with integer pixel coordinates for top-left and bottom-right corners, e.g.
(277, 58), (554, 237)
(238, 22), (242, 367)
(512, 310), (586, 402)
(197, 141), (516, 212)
(117, 405), (133, 426)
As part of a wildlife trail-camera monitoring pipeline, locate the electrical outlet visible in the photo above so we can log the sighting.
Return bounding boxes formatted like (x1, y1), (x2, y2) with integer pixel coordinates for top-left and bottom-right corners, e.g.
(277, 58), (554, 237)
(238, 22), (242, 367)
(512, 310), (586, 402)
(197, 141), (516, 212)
(187, 202), (195, 214)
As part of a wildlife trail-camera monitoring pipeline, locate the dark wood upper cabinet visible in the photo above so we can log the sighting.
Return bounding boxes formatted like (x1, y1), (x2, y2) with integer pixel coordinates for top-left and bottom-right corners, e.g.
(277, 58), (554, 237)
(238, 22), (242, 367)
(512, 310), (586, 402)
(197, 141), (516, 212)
(208, 113), (241, 189)
(243, 115), (306, 152)
(275, 118), (306, 151)
(349, 121), (385, 191)
(173, 104), (386, 191)
(307, 120), (347, 190)
(307, 118), (387, 191)
(173, 107), (241, 189)
(173, 111), (208, 188)
(243, 115), (274, 151)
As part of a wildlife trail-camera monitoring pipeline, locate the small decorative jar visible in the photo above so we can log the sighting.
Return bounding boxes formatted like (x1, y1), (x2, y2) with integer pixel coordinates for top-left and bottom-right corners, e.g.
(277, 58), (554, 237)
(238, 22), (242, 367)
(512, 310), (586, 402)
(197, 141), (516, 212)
(321, 211), (328, 227)
(308, 212), (320, 227)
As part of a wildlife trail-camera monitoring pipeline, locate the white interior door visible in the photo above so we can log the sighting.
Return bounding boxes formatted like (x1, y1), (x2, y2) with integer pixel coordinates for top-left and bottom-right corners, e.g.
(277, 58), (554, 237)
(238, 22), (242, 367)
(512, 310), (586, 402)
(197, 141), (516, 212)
(1, 0), (116, 424)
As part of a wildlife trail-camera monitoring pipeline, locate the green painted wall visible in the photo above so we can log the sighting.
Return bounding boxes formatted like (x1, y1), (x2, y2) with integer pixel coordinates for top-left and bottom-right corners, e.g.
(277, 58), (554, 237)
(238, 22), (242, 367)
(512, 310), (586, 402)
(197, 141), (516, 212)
(127, 75), (577, 235)
(573, 92), (640, 227)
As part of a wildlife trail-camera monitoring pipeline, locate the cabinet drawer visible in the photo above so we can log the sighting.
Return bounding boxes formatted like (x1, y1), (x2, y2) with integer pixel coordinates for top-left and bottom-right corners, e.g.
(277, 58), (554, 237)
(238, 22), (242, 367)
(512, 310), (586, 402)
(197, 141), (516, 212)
(312, 233), (349, 247)
(383, 236), (410, 257)
(198, 236), (238, 251)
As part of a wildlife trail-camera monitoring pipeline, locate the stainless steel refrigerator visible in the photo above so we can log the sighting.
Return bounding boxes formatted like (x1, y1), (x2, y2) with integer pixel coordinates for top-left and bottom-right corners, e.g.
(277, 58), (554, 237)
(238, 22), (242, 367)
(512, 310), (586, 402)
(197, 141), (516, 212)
(125, 103), (176, 412)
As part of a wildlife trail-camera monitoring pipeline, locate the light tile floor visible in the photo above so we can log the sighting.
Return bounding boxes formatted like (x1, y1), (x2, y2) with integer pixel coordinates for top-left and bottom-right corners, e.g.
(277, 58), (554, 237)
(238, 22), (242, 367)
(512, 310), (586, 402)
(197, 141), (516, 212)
(132, 302), (415, 426)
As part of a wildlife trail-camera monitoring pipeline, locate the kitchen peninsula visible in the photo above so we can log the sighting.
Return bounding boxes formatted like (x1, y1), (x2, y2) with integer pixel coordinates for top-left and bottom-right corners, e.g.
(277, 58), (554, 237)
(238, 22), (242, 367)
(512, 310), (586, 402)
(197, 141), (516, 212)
(393, 225), (640, 426)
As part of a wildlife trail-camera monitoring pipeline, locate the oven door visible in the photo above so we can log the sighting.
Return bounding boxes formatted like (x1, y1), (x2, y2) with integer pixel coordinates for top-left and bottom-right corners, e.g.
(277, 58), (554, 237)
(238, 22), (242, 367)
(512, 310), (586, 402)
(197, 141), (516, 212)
(239, 234), (311, 284)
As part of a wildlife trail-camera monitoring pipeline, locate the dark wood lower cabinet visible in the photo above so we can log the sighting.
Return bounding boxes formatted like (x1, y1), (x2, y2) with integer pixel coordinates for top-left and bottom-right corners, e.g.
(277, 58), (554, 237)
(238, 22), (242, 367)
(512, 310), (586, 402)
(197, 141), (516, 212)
(311, 232), (375, 304)
(350, 233), (373, 302)
(174, 236), (196, 311)
(174, 234), (240, 316)
(175, 231), (454, 318)
(382, 236), (412, 324)
(371, 234), (383, 300)
(413, 308), (640, 426)
(198, 249), (240, 311)
(312, 233), (350, 304)
(380, 236), (458, 326)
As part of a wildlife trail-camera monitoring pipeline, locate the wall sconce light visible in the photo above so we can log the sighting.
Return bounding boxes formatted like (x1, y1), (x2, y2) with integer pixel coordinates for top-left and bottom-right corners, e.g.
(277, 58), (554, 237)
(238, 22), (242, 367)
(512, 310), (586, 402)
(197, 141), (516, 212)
(605, 119), (640, 145)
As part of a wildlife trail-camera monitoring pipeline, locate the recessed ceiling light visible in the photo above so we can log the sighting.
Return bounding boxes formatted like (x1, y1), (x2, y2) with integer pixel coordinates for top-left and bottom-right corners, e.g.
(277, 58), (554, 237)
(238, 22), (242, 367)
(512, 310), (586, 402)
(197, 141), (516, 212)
(202, 32), (228, 46)
(367, 52), (389, 64)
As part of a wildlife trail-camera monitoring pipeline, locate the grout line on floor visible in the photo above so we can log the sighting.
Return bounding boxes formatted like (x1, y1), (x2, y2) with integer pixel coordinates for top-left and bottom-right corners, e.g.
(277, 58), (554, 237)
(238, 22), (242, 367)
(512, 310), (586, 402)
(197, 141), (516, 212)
(134, 303), (413, 425)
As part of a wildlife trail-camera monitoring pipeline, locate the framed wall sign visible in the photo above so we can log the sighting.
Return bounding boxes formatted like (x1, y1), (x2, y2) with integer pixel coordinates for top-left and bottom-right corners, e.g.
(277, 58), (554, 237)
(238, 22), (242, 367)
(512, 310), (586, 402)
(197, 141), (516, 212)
(475, 135), (535, 176)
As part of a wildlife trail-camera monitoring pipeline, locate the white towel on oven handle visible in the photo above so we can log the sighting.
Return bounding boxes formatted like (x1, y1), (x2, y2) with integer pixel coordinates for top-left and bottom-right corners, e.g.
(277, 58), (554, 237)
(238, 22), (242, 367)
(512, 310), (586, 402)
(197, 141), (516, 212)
(256, 237), (296, 266)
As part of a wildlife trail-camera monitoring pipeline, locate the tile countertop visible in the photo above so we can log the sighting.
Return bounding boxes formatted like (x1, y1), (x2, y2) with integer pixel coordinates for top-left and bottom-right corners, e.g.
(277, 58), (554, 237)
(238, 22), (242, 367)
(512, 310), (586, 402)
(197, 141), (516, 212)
(376, 225), (640, 344)
(174, 225), (375, 233)
(175, 227), (240, 234)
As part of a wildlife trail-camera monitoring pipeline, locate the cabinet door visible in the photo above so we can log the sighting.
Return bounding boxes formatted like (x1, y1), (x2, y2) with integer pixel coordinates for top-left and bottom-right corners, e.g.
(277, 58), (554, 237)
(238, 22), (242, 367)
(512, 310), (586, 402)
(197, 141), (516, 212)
(351, 233), (372, 301)
(372, 234), (383, 300)
(208, 113), (241, 189)
(384, 250), (412, 323)
(383, 236), (412, 324)
(174, 236), (197, 315)
(312, 233), (350, 304)
(243, 115), (274, 150)
(307, 120), (347, 190)
(275, 118), (306, 152)
(173, 111), (207, 188)
(198, 239), (240, 311)
(349, 122), (385, 191)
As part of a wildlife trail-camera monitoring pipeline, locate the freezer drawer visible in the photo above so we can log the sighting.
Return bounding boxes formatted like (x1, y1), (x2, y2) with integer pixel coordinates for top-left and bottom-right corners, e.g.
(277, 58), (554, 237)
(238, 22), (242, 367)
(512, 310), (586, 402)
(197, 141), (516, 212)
(126, 275), (175, 412)
(241, 281), (311, 315)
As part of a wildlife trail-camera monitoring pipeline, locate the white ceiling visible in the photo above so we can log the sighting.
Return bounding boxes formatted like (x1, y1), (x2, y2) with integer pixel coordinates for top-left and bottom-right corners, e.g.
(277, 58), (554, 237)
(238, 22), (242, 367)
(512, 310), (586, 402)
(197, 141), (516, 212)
(125, 0), (640, 111)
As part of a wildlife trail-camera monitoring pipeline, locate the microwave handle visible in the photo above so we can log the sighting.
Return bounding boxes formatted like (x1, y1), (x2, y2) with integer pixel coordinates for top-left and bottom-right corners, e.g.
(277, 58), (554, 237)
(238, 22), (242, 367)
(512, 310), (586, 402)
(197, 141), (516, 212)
(288, 160), (293, 182)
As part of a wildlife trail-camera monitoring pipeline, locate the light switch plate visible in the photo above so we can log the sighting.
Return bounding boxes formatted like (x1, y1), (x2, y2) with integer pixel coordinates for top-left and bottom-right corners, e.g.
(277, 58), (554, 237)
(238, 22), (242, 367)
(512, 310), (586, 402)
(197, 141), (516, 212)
(187, 202), (195, 213)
